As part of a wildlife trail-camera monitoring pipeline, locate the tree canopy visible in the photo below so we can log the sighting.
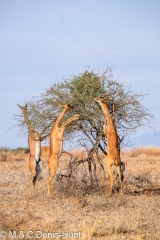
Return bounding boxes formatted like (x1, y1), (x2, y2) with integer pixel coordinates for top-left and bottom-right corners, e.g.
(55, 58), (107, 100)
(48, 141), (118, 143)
(15, 68), (153, 153)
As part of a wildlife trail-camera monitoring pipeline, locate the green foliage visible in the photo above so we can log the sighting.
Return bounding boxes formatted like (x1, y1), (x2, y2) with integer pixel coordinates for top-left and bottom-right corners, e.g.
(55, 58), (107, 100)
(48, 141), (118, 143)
(69, 71), (104, 100)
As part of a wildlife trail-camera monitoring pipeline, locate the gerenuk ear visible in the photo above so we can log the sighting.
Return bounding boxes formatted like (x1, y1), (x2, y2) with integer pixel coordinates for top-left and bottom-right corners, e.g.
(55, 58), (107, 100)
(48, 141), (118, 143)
(17, 103), (27, 111)
(17, 103), (23, 109)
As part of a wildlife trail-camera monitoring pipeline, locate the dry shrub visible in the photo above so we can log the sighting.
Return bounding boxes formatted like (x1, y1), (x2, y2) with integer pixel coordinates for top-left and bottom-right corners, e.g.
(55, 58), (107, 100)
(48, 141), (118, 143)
(0, 151), (8, 162)
(140, 147), (160, 156)
(0, 150), (13, 162)
(0, 149), (27, 162)
(122, 146), (160, 158)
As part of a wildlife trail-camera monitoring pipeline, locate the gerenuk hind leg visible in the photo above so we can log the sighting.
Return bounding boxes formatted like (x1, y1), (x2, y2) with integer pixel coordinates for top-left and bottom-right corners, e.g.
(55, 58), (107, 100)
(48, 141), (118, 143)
(105, 159), (114, 194)
(117, 165), (123, 194)
(29, 156), (36, 196)
(33, 159), (43, 192)
(46, 154), (58, 196)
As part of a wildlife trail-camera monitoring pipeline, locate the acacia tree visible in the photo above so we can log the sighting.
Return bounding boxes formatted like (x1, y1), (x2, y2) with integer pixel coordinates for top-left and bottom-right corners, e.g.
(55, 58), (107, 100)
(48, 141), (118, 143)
(15, 69), (153, 182)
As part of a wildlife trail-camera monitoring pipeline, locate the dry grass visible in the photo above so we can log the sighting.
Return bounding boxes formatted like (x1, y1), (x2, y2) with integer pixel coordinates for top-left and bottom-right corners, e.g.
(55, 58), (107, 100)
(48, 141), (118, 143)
(0, 147), (160, 240)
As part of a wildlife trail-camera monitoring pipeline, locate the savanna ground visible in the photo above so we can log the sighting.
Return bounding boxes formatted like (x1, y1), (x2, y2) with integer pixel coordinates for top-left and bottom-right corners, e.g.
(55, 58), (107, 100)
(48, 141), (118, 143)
(0, 147), (160, 240)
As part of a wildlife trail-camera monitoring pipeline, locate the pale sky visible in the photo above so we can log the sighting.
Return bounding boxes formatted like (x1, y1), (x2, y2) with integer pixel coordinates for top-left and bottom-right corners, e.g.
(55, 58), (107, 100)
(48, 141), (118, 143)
(0, 0), (160, 148)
